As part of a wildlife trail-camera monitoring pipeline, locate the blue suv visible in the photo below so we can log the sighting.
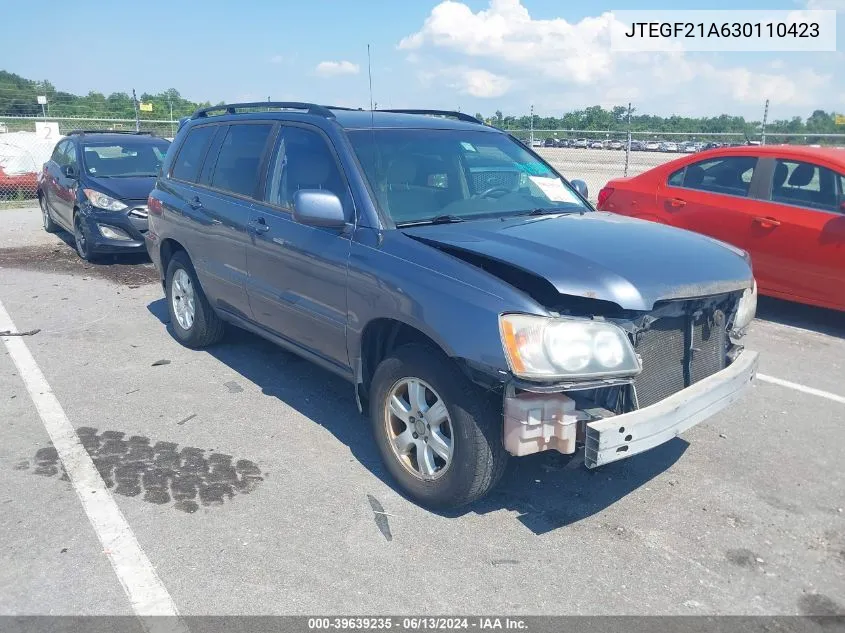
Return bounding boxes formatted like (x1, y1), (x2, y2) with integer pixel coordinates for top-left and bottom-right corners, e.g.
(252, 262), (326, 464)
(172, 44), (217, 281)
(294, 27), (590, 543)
(146, 103), (758, 508)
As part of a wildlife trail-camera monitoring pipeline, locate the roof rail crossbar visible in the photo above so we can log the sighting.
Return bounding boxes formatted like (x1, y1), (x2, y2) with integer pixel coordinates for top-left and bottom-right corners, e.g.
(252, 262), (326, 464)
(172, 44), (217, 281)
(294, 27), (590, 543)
(191, 101), (336, 120)
(378, 109), (483, 125)
(66, 130), (156, 136)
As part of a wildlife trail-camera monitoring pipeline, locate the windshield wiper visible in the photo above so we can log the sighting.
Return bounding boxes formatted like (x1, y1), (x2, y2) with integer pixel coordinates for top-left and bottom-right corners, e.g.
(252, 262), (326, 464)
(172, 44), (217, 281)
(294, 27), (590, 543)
(398, 214), (465, 227)
(525, 207), (584, 216)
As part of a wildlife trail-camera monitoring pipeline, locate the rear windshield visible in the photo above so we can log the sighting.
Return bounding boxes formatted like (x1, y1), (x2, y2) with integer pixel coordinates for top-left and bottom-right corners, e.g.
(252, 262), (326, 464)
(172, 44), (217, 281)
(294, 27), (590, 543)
(81, 140), (170, 178)
(347, 129), (589, 225)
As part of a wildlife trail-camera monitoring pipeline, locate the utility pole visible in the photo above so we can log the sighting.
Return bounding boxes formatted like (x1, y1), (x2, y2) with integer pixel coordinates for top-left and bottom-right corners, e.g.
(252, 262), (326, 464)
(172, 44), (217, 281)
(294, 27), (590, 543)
(529, 104), (534, 146)
(761, 99), (769, 146)
(132, 89), (140, 132)
(624, 102), (633, 177)
(169, 100), (174, 138)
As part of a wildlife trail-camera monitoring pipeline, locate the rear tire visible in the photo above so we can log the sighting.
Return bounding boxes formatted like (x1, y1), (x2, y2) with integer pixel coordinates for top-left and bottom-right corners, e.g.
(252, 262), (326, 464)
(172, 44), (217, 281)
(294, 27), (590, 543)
(369, 344), (508, 509)
(165, 251), (224, 348)
(40, 194), (58, 233)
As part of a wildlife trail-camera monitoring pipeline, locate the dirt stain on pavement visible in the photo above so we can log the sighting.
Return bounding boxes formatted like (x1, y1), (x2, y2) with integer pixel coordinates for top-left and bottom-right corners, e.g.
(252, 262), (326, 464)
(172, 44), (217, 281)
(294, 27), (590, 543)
(0, 243), (159, 286)
(26, 427), (264, 513)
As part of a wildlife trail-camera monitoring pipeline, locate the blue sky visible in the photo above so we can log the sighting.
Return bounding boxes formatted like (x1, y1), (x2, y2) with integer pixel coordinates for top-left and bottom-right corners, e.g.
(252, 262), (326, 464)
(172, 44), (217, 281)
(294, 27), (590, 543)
(2, 0), (842, 119)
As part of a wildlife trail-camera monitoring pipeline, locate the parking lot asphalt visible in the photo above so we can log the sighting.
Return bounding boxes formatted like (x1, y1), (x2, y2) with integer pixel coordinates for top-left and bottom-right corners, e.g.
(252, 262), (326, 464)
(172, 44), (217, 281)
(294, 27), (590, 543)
(1, 205), (844, 617)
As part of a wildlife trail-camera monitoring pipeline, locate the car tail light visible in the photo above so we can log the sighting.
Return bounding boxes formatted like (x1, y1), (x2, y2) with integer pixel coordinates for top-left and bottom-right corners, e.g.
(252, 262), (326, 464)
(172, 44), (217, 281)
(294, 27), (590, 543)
(597, 187), (614, 209)
(148, 195), (163, 216)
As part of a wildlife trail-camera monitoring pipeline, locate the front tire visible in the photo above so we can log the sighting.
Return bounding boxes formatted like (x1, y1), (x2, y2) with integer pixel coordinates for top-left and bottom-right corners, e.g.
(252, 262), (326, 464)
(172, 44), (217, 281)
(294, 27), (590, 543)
(73, 213), (96, 261)
(369, 344), (508, 509)
(165, 251), (224, 348)
(40, 194), (58, 233)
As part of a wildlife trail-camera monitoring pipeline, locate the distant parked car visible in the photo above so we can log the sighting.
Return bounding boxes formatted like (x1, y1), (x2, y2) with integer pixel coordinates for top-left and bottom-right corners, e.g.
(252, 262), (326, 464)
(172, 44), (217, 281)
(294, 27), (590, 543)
(530, 139), (543, 148)
(702, 142), (722, 151)
(681, 142), (698, 153)
(589, 140), (604, 149)
(37, 130), (170, 260)
(660, 141), (679, 153)
(572, 138), (588, 149)
(644, 141), (660, 151)
(556, 138), (571, 148)
(630, 140), (645, 151)
(597, 145), (845, 311)
(608, 140), (624, 150)
(543, 137), (558, 148)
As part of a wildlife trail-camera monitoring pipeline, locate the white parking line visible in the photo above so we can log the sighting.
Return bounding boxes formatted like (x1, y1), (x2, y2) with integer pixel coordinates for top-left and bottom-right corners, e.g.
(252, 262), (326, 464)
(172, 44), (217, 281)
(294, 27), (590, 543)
(0, 299), (187, 632)
(758, 373), (845, 405)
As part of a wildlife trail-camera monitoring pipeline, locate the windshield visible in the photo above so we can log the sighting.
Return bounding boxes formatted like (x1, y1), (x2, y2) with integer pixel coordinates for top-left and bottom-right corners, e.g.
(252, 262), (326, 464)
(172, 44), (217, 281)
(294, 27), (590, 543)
(81, 140), (170, 178)
(347, 129), (590, 225)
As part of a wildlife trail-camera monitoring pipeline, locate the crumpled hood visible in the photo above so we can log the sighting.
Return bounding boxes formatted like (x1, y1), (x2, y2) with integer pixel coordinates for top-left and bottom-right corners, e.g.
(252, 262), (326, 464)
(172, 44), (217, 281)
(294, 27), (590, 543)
(86, 176), (156, 203)
(401, 212), (753, 311)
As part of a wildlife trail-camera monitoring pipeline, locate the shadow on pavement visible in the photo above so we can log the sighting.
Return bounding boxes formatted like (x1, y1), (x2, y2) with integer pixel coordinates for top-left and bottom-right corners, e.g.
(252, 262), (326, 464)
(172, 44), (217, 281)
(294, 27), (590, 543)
(755, 296), (845, 339)
(147, 298), (686, 535)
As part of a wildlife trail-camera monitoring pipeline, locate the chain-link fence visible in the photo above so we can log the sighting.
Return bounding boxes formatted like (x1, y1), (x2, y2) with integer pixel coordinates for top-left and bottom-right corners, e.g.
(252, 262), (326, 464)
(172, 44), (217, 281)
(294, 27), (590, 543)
(0, 116), (177, 203)
(2, 116), (844, 205)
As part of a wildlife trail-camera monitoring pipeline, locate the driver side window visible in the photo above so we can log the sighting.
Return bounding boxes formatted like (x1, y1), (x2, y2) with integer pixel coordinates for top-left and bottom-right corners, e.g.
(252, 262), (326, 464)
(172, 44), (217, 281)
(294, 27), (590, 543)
(264, 125), (350, 213)
(51, 140), (67, 165)
(63, 142), (78, 168)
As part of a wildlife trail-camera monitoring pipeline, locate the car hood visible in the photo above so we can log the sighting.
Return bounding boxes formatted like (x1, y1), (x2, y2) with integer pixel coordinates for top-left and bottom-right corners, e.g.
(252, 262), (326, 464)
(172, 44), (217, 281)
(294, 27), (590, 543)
(86, 176), (156, 202)
(401, 212), (752, 311)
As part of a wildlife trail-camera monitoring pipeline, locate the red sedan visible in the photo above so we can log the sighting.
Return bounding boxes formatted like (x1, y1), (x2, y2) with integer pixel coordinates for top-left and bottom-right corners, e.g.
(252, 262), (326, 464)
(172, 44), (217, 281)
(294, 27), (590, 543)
(597, 145), (845, 311)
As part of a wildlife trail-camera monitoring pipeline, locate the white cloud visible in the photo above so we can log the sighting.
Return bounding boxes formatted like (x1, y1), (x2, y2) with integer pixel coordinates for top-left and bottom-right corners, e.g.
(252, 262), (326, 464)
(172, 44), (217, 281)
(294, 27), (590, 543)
(449, 68), (512, 98)
(398, 0), (835, 116)
(315, 60), (360, 76)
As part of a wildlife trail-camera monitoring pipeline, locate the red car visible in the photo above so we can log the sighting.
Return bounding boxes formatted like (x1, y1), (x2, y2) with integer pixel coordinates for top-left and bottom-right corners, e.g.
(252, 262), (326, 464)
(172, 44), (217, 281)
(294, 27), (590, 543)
(597, 145), (845, 311)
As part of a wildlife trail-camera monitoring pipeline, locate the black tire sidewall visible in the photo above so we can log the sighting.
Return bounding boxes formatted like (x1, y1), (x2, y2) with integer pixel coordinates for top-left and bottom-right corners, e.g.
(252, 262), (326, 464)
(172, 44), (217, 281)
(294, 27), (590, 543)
(165, 252), (222, 348)
(369, 345), (504, 509)
(41, 196), (57, 232)
(73, 214), (94, 260)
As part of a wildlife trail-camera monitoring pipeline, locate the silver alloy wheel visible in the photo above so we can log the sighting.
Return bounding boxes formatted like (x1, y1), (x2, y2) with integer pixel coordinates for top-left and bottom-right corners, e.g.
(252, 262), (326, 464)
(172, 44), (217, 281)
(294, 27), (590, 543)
(384, 377), (454, 480)
(171, 268), (196, 331)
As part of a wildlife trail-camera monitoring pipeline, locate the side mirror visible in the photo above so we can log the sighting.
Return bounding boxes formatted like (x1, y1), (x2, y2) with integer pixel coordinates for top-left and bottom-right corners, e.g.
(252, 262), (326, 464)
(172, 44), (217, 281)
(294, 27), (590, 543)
(292, 190), (347, 228)
(61, 165), (76, 179)
(571, 179), (589, 200)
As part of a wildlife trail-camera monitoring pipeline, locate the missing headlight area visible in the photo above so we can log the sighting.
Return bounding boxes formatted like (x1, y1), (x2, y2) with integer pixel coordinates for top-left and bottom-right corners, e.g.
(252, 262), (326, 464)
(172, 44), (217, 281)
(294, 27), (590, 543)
(502, 291), (745, 459)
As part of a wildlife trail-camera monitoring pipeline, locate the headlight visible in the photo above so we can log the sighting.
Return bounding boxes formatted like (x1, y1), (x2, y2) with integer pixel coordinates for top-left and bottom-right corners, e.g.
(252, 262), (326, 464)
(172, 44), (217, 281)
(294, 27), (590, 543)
(499, 314), (641, 380)
(734, 281), (757, 332)
(83, 189), (127, 212)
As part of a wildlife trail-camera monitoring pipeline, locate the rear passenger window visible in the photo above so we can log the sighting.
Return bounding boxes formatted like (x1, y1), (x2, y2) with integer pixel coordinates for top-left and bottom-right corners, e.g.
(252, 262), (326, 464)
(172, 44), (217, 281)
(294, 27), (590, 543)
(668, 168), (684, 186)
(672, 156), (757, 198)
(770, 159), (841, 213)
(171, 126), (215, 183)
(210, 123), (274, 197)
(264, 126), (348, 210)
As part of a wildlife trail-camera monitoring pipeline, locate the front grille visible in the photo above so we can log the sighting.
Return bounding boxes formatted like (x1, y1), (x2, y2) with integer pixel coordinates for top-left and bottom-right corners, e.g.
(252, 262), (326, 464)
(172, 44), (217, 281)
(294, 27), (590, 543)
(633, 310), (727, 408)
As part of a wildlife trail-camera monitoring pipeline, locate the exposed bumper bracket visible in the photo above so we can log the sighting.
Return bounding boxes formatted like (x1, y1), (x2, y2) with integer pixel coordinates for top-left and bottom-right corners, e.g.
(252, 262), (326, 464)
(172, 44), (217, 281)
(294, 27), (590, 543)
(584, 350), (759, 468)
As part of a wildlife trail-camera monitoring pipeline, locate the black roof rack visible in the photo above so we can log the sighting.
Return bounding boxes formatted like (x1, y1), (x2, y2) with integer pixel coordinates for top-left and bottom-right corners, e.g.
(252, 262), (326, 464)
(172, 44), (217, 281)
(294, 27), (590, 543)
(67, 130), (156, 136)
(191, 101), (336, 120)
(378, 109), (483, 125)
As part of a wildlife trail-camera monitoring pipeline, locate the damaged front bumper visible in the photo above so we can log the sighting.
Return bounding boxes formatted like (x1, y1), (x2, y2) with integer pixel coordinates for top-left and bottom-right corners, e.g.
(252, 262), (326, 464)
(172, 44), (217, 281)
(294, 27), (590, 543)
(503, 349), (759, 467)
(584, 349), (758, 467)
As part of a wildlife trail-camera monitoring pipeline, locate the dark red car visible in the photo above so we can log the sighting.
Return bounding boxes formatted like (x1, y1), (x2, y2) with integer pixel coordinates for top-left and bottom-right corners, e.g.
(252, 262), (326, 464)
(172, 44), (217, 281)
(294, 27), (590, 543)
(597, 145), (845, 311)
